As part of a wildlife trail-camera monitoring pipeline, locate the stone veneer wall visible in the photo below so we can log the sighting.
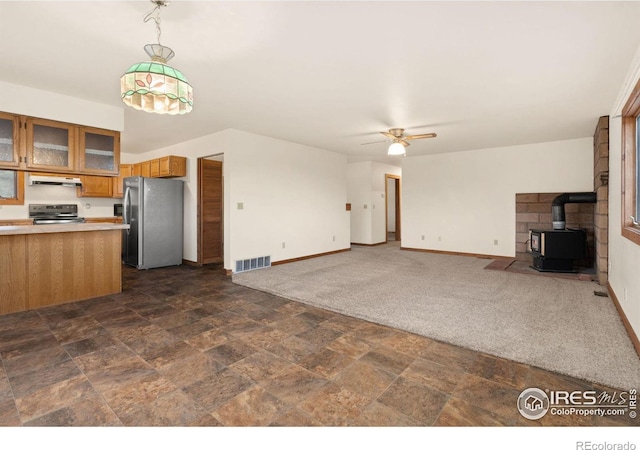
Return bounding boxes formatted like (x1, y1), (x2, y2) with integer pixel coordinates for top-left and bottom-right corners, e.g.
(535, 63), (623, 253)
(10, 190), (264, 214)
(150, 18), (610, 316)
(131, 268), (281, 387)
(515, 193), (595, 267)
(593, 116), (609, 285)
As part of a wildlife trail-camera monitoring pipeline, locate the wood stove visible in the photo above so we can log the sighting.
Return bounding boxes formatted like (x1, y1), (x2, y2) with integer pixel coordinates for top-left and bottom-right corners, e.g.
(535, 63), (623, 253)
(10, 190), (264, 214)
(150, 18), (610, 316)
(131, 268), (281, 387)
(528, 228), (587, 272)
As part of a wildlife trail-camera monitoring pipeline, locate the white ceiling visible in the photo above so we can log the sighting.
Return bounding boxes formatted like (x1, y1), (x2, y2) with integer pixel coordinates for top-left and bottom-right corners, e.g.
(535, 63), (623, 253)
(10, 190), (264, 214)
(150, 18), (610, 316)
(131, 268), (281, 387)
(1, 1), (639, 166)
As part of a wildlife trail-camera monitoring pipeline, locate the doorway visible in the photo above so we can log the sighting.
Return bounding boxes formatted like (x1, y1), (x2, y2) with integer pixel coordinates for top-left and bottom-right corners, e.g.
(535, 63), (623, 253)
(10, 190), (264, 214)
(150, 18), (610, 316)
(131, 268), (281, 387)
(197, 155), (223, 265)
(385, 174), (401, 242)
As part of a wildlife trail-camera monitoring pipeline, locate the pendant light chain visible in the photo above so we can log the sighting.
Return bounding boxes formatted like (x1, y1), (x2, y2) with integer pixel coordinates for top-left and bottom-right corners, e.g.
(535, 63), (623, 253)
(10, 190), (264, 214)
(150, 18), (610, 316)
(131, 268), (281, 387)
(143, 1), (165, 46)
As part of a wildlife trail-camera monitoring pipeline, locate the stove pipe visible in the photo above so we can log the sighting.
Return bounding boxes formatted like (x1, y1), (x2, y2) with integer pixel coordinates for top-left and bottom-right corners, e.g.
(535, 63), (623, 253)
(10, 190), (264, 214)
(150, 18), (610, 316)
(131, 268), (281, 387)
(551, 192), (596, 230)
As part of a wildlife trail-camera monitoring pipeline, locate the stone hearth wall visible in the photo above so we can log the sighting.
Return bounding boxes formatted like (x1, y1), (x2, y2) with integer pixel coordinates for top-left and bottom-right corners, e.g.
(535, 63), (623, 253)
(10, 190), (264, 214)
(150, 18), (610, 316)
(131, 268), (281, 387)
(515, 193), (595, 267)
(593, 116), (609, 285)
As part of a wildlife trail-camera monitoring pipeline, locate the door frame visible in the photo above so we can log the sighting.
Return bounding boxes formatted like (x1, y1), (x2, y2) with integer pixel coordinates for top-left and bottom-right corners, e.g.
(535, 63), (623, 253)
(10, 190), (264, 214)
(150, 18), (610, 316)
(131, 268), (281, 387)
(385, 173), (401, 242)
(197, 154), (224, 266)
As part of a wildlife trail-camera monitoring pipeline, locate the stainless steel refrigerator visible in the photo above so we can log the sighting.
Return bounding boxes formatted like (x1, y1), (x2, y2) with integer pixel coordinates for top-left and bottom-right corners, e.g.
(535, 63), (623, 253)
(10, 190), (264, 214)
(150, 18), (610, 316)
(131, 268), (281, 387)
(123, 176), (184, 269)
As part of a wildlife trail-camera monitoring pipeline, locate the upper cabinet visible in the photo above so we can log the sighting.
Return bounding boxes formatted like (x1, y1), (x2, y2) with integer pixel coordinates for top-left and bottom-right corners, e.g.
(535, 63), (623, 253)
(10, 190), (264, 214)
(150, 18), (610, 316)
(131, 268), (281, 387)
(77, 127), (120, 176)
(0, 112), (20, 168)
(132, 156), (186, 178)
(0, 112), (120, 176)
(159, 156), (186, 177)
(26, 117), (76, 172)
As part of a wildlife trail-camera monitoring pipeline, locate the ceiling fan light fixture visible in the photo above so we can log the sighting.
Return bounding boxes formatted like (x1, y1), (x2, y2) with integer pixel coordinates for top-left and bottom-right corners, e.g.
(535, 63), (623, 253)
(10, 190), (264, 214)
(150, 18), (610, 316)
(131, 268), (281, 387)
(120, 0), (193, 115)
(388, 141), (406, 156)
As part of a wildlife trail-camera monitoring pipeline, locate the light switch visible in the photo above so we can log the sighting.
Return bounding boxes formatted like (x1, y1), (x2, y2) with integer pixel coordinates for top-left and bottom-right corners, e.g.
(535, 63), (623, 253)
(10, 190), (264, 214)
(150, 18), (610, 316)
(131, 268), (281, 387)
(237, 202), (244, 210)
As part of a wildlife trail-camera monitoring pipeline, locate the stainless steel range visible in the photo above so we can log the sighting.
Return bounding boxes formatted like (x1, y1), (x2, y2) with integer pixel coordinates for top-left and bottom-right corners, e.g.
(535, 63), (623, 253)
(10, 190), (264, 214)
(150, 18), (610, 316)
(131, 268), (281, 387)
(29, 204), (86, 225)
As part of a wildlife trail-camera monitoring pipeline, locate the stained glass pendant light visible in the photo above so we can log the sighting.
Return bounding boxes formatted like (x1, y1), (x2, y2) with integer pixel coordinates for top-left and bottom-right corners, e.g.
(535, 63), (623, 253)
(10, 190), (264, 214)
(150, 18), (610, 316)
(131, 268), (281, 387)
(120, 0), (193, 115)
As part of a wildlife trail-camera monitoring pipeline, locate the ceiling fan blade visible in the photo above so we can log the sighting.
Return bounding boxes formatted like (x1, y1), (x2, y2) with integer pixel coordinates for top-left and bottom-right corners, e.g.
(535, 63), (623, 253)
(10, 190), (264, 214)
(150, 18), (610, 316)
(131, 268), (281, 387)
(401, 140), (410, 147)
(361, 139), (390, 145)
(381, 131), (396, 139)
(404, 133), (437, 140)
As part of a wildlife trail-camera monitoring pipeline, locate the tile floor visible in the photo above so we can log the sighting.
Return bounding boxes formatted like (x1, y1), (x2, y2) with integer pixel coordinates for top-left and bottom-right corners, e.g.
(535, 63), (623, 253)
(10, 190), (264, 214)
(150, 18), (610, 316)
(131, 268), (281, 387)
(0, 264), (635, 427)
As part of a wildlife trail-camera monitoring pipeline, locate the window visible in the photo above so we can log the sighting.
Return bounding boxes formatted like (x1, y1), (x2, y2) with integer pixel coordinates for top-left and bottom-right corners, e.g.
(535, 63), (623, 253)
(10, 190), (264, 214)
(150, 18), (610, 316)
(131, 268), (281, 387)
(622, 77), (640, 245)
(0, 170), (24, 205)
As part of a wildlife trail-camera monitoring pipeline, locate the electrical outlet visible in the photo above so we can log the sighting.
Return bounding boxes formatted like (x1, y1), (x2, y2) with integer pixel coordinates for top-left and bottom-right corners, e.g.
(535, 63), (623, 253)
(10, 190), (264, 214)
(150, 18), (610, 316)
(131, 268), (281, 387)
(85, 203), (91, 209)
(421, 235), (425, 241)
(438, 236), (442, 242)
(364, 204), (368, 209)
(332, 235), (336, 241)
(282, 242), (285, 249)
(494, 239), (498, 245)
(237, 202), (244, 210)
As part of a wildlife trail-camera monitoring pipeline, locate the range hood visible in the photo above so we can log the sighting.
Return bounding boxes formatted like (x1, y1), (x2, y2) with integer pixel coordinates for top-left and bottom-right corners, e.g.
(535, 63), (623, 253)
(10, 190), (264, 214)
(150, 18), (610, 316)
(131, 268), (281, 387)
(28, 174), (82, 187)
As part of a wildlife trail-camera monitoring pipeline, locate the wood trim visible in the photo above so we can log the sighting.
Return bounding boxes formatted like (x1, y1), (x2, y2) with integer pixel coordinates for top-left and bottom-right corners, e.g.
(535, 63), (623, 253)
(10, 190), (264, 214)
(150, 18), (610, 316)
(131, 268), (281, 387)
(621, 81), (640, 246)
(196, 158), (203, 266)
(224, 268), (233, 277)
(271, 248), (351, 266)
(181, 259), (199, 267)
(385, 174), (401, 242)
(400, 246), (504, 260)
(607, 282), (640, 358)
(351, 241), (386, 247)
(0, 171), (24, 205)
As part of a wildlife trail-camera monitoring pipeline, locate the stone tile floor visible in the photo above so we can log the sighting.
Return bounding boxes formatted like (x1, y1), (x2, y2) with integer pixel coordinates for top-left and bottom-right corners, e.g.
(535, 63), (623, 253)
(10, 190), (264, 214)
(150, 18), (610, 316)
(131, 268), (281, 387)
(0, 264), (636, 427)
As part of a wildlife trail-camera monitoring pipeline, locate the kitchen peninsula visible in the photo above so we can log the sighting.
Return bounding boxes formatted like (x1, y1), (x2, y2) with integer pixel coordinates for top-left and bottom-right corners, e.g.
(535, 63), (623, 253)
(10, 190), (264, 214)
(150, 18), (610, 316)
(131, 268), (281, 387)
(0, 222), (129, 315)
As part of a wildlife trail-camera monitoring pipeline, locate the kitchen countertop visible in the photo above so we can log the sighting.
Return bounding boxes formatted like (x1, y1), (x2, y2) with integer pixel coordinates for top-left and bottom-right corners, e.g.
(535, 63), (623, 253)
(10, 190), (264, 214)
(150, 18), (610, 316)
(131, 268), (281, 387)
(0, 223), (129, 236)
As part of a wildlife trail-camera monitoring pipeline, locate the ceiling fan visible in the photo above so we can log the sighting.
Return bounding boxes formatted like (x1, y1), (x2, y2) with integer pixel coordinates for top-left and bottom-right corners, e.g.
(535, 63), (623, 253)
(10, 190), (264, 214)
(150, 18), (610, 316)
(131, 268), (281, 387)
(362, 128), (437, 156)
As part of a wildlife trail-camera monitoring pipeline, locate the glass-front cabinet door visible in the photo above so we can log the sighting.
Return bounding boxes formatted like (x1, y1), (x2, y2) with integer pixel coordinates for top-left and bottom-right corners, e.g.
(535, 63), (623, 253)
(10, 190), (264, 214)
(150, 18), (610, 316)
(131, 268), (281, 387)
(0, 112), (20, 168)
(25, 117), (76, 172)
(78, 127), (120, 175)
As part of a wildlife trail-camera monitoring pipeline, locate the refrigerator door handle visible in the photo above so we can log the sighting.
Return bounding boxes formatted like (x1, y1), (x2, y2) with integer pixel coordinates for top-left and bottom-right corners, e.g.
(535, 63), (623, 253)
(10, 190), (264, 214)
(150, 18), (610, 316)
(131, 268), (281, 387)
(123, 186), (131, 235)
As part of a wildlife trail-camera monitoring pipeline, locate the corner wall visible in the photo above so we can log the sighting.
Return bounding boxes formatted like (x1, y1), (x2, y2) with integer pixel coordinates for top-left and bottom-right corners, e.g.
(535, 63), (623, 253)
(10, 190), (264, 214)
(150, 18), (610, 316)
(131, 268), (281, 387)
(402, 138), (593, 257)
(608, 40), (640, 343)
(347, 161), (400, 245)
(130, 129), (350, 271)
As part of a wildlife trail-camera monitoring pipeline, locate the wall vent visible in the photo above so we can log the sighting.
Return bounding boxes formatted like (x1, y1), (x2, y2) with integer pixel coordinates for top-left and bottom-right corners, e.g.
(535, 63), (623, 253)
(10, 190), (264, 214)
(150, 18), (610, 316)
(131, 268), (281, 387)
(235, 255), (271, 273)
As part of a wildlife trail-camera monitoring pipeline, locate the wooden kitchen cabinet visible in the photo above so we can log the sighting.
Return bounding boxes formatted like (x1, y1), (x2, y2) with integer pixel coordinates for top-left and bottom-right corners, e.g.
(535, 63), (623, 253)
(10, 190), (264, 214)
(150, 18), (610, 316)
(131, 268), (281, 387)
(140, 160), (151, 177)
(150, 158), (160, 177)
(158, 155), (186, 177)
(0, 225), (126, 315)
(0, 234), (28, 315)
(0, 111), (120, 176)
(113, 164), (133, 198)
(25, 117), (76, 172)
(77, 175), (113, 197)
(0, 112), (21, 168)
(127, 155), (186, 180)
(77, 127), (120, 176)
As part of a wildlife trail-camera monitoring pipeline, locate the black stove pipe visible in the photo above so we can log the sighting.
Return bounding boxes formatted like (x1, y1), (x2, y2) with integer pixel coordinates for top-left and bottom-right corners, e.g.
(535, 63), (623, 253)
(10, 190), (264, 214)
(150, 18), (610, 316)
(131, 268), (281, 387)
(551, 192), (596, 230)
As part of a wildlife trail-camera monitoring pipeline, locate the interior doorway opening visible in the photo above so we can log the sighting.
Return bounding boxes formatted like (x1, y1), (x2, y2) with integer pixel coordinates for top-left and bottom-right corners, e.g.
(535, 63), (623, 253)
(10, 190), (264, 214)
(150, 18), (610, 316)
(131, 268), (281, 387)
(197, 154), (224, 266)
(385, 174), (401, 242)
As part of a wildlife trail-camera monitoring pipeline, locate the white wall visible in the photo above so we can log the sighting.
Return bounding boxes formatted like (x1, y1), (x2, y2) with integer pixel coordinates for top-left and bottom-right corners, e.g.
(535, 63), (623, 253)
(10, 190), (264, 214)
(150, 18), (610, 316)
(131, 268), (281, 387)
(402, 138), (593, 257)
(347, 161), (401, 244)
(608, 41), (640, 342)
(132, 129), (350, 270)
(0, 81), (125, 220)
(0, 184), (120, 220)
(347, 161), (372, 244)
(0, 80), (124, 132)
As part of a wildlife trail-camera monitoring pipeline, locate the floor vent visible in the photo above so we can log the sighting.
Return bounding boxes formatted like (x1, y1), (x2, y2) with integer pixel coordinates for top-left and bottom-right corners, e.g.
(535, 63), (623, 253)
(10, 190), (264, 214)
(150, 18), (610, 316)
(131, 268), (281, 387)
(235, 256), (271, 273)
